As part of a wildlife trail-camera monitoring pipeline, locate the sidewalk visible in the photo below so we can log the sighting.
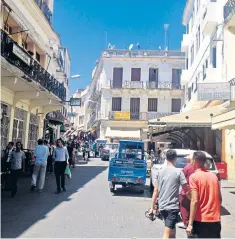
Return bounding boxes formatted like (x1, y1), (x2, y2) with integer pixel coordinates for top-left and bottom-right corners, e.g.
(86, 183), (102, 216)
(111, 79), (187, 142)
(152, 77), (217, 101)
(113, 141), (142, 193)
(220, 180), (235, 237)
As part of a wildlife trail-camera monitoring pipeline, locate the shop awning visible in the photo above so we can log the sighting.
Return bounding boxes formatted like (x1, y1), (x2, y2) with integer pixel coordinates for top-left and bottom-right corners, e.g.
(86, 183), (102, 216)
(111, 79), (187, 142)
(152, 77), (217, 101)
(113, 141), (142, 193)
(105, 128), (140, 139)
(212, 109), (235, 130)
(149, 104), (227, 128)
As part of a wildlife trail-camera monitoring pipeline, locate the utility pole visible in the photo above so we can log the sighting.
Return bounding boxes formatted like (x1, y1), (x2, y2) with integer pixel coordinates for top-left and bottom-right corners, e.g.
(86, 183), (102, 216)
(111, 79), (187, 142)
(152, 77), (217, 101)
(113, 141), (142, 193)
(164, 24), (169, 50)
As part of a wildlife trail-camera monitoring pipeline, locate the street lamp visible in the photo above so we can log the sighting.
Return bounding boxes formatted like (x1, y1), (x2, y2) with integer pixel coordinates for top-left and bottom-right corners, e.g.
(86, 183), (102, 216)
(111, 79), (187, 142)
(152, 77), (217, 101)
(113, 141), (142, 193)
(71, 74), (81, 79)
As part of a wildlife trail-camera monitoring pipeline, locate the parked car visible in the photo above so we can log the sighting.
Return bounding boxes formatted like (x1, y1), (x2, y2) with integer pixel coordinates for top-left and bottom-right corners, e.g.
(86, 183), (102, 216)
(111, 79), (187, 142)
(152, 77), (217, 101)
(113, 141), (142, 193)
(150, 149), (220, 191)
(101, 143), (119, 161)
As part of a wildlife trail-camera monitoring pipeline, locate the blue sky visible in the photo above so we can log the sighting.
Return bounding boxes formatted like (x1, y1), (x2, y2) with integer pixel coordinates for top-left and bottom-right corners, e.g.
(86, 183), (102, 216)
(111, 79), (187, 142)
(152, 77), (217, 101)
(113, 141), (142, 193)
(53, 0), (186, 93)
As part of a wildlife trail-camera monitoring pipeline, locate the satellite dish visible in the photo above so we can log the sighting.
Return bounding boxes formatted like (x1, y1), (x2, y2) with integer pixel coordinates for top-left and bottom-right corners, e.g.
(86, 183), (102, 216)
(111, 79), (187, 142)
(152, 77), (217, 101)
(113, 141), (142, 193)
(129, 44), (134, 50)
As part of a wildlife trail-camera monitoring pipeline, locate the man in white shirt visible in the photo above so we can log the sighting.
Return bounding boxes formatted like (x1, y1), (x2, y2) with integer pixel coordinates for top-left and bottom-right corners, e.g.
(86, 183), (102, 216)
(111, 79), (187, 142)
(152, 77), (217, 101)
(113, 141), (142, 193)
(53, 139), (69, 194)
(31, 139), (49, 192)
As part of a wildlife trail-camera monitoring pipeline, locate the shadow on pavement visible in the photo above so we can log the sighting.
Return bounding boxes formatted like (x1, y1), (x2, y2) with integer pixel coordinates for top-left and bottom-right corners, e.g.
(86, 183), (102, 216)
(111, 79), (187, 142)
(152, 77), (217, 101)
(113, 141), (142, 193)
(222, 187), (235, 189)
(221, 205), (231, 216)
(230, 191), (235, 195)
(112, 185), (152, 198)
(1, 165), (107, 238)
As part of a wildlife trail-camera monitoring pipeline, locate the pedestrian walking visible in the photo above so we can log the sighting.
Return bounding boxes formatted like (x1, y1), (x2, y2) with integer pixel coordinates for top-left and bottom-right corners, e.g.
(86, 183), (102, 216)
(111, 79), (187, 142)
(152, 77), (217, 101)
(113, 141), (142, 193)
(3, 142), (14, 171)
(186, 151), (222, 238)
(47, 141), (55, 173)
(10, 142), (26, 197)
(150, 149), (189, 238)
(31, 139), (49, 192)
(67, 142), (75, 168)
(53, 139), (69, 194)
(178, 155), (195, 229)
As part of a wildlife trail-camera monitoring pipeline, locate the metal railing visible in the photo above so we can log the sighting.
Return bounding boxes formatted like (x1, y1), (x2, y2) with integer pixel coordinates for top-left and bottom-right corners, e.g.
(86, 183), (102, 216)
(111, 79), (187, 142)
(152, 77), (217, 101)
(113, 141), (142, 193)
(34, 0), (53, 25)
(46, 111), (64, 124)
(1, 30), (66, 101)
(224, 0), (235, 24)
(109, 80), (182, 90)
(102, 49), (185, 58)
(108, 111), (178, 121)
(123, 81), (144, 89)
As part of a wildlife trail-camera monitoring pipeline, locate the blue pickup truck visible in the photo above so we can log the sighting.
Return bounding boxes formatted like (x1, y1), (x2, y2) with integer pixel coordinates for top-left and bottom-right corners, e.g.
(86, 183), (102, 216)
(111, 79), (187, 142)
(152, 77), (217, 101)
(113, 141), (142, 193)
(108, 140), (147, 194)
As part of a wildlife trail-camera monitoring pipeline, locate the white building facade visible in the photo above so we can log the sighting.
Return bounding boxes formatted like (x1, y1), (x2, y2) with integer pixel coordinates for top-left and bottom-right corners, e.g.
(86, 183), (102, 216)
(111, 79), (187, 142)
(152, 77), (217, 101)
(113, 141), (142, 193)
(86, 50), (185, 146)
(180, 0), (235, 180)
(0, 0), (70, 149)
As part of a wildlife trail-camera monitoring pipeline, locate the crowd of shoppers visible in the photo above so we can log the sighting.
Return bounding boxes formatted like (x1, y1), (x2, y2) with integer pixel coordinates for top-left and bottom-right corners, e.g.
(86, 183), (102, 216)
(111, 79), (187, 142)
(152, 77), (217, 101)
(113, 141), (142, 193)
(1, 137), (90, 197)
(150, 149), (222, 238)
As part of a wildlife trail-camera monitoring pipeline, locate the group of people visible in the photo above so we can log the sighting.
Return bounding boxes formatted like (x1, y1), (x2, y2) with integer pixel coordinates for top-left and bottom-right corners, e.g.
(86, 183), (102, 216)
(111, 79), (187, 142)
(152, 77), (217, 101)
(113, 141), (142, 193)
(150, 149), (221, 238)
(2, 138), (81, 197)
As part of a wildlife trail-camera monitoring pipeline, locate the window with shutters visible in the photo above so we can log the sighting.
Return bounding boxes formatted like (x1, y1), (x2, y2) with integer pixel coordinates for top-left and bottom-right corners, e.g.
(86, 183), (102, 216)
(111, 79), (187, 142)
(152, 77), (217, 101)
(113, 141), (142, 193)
(171, 99), (181, 112)
(148, 98), (158, 112)
(131, 68), (141, 81)
(112, 97), (122, 111)
(172, 69), (182, 89)
(113, 67), (123, 88)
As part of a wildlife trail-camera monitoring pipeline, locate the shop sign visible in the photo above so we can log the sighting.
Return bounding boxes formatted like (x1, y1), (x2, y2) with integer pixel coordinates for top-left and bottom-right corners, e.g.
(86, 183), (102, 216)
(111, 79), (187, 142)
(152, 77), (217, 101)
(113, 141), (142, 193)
(197, 83), (231, 101)
(12, 44), (31, 66)
(114, 111), (130, 120)
(70, 98), (81, 106)
(68, 112), (78, 118)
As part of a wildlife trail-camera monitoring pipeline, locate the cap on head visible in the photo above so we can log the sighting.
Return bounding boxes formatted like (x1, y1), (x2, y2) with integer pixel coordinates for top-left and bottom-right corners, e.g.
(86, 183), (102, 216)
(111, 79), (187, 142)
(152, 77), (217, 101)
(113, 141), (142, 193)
(193, 151), (207, 167)
(166, 149), (177, 162)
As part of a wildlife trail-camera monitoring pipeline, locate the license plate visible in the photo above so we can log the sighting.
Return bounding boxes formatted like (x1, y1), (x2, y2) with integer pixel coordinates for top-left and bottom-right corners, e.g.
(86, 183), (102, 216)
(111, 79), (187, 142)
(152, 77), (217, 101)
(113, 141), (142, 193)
(119, 178), (133, 182)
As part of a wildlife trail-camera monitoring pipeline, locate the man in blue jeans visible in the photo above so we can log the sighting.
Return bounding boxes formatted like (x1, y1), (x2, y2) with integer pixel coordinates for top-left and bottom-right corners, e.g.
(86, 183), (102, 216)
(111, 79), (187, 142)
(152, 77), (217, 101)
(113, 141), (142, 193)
(31, 139), (49, 192)
(150, 149), (189, 238)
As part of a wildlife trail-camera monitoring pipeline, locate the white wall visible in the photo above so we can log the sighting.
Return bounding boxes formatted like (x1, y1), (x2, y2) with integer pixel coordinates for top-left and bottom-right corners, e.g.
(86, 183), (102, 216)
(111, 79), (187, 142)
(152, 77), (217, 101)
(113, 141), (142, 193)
(182, 0), (226, 111)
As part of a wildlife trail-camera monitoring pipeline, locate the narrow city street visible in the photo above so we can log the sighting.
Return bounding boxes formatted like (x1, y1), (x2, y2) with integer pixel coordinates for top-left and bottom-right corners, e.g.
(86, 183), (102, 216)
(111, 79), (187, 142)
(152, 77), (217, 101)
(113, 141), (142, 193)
(1, 158), (235, 238)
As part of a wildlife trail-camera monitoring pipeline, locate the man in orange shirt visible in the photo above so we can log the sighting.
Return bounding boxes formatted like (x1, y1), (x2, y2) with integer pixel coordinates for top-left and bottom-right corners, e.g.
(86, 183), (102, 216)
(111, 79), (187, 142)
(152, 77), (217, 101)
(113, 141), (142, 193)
(186, 151), (222, 238)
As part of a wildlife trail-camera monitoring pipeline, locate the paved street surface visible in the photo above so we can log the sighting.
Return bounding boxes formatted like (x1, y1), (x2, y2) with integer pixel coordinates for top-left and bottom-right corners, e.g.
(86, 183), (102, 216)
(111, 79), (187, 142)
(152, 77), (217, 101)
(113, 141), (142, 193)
(2, 158), (235, 238)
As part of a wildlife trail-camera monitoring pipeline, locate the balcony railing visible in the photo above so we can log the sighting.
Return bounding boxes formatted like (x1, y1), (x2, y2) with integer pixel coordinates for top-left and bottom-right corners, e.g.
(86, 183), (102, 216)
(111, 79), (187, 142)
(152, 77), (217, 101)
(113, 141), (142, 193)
(108, 111), (178, 121)
(1, 30), (66, 101)
(123, 81), (144, 89)
(109, 80), (182, 90)
(34, 0), (53, 25)
(102, 50), (185, 58)
(46, 111), (64, 124)
(224, 0), (235, 24)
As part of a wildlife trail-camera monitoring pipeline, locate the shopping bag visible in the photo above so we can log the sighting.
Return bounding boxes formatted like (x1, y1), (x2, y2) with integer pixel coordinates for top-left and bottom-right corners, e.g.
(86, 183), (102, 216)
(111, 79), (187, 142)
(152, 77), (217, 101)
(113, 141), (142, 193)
(64, 165), (72, 178)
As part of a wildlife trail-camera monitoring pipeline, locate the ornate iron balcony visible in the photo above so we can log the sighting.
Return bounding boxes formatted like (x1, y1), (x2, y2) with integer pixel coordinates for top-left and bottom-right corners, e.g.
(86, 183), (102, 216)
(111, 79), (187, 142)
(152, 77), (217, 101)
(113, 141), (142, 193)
(224, 0), (235, 24)
(46, 111), (64, 125)
(1, 30), (66, 101)
(109, 80), (182, 90)
(35, 0), (52, 25)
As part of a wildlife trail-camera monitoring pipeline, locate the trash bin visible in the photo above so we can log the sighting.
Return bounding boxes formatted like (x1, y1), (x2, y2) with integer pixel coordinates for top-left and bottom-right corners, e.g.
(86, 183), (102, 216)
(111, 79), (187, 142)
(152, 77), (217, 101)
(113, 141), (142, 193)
(215, 162), (227, 180)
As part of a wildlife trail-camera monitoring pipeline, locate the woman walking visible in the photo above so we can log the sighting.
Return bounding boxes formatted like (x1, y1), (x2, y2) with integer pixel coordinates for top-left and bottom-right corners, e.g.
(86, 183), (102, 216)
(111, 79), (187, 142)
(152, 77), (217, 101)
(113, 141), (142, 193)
(53, 139), (69, 194)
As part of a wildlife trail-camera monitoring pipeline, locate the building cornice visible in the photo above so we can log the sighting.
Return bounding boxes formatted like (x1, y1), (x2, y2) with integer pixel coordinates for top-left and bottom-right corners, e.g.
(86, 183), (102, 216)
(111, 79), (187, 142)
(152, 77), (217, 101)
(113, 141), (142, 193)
(182, 0), (195, 26)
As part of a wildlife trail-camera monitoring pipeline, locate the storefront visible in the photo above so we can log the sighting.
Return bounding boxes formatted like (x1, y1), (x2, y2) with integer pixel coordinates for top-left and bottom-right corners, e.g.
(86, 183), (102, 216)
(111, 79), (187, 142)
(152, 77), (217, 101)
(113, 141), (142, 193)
(12, 107), (27, 146)
(27, 114), (40, 150)
(1, 102), (11, 150)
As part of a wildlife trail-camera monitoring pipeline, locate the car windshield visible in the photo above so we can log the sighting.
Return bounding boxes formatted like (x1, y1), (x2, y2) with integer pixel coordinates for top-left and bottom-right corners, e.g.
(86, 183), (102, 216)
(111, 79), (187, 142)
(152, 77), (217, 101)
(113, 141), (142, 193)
(105, 144), (119, 150)
(158, 154), (216, 170)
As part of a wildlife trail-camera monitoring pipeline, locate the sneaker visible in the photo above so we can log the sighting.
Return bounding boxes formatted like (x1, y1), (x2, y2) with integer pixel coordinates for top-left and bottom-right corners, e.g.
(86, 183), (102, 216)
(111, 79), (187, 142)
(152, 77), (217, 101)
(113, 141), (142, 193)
(178, 222), (186, 229)
(62, 187), (66, 192)
(54, 190), (61, 194)
(31, 185), (36, 191)
(38, 189), (43, 193)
